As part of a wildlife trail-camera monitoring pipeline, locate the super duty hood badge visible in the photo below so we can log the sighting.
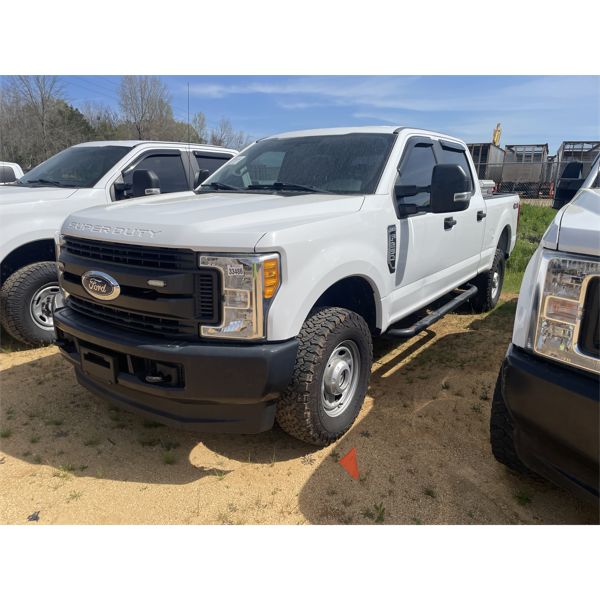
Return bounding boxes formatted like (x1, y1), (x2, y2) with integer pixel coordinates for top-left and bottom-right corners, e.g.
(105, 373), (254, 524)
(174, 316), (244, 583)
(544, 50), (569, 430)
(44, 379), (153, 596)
(67, 221), (161, 239)
(82, 271), (121, 301)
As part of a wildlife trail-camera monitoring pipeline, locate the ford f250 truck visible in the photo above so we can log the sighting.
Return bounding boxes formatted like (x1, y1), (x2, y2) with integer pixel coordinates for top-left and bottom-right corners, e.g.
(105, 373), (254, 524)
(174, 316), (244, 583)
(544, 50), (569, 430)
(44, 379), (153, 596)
(491, 153), (599, 501)
(53, 126), (520, 446)
(0, 141), (236, 345)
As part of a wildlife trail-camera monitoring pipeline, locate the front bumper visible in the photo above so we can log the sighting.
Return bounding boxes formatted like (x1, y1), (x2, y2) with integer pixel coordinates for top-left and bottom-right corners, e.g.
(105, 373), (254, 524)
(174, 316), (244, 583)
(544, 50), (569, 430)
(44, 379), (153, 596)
(54, 307), (298, 433)
(502, 344), (599, 500)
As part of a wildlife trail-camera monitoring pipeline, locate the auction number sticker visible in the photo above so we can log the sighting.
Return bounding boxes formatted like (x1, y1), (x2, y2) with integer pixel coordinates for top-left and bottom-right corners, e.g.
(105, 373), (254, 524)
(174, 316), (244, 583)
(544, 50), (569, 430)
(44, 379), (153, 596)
(227, 264), (245, 277)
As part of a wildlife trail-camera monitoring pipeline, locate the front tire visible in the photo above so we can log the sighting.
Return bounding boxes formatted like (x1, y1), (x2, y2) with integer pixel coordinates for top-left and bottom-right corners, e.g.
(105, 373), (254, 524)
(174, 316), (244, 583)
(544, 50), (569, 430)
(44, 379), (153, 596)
(470, 248), (505, 312)
(276, 307), (373, 446)
(490, 370), (532, 475)
(0, 262), (59, 346)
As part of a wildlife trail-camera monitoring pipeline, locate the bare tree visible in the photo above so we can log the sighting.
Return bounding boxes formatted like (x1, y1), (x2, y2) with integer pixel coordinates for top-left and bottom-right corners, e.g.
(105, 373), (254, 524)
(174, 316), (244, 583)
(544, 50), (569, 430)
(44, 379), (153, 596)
(80, 101), (122, 140)
(119, 76), (172, 139)
(209, 117), (251, 150)
(191, 112), (208, 144)
(8, 76), (63, 160)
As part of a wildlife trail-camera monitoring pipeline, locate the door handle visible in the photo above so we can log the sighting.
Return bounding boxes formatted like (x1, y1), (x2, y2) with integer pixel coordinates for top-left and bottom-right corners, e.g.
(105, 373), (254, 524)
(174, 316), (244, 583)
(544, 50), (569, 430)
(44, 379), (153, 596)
(444, 217), (457, 230)
(477, 210), (487, 221)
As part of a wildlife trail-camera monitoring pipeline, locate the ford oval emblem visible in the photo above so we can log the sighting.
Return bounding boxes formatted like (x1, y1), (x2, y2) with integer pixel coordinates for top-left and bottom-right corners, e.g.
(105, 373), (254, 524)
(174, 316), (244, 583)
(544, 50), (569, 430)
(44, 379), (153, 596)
(81, 271), (120, 301)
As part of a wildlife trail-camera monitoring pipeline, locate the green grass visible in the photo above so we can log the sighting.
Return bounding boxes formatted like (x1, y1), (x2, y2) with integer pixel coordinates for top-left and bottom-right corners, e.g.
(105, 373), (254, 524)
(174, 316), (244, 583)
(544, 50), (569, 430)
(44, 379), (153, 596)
(505, 204), (556, 293)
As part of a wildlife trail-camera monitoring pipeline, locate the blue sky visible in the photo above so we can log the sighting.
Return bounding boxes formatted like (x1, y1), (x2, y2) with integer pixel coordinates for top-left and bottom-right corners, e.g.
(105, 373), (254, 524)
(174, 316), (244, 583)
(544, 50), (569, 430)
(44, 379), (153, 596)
(59, 75), (600, 153)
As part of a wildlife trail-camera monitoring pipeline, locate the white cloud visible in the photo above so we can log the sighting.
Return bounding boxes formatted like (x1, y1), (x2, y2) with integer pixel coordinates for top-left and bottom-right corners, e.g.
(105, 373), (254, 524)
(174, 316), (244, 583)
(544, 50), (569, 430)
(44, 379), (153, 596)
(188, 76), (599, 114)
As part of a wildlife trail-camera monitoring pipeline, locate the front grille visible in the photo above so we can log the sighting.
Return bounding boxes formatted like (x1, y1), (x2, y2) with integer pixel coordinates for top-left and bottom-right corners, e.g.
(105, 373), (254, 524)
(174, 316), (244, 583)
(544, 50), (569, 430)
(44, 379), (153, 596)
(64, 236), (197, 271)
(579, 277), (599, 359)
(68, 296), (197, 338)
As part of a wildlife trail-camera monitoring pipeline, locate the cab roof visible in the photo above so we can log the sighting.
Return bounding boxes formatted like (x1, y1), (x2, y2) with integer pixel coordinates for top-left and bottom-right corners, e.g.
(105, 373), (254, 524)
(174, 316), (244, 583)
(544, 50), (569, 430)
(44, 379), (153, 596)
(72, 140), (237, 153)
(263, 125), (465, 145)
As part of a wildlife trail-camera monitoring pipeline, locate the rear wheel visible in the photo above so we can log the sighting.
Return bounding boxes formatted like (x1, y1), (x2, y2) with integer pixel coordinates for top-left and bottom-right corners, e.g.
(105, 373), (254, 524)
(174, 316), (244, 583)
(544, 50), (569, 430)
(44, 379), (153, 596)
(276, 307), (373, 446)
(0, 262), (59, 346)
(470, 248), (505, 312)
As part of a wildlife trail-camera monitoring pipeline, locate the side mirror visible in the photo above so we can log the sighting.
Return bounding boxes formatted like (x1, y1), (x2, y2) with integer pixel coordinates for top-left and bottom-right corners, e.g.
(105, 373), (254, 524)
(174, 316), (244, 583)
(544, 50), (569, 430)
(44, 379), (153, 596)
(132, 169), (160, 197)
(430, 164), (472, 213)
(194, 169), (210, 188)
(0, 165), (17, 184)
(552, 161), (584, 209)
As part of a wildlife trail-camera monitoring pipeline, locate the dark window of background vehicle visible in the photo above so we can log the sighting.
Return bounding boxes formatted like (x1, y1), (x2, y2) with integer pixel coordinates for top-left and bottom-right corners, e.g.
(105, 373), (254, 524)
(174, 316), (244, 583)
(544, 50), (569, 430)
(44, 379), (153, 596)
(396, 144), (437, 210)
(195, 154), (232, 174)
(124, 154), (188, 194)
(438, 146), (475, 191)
(19, 145), (131, 188)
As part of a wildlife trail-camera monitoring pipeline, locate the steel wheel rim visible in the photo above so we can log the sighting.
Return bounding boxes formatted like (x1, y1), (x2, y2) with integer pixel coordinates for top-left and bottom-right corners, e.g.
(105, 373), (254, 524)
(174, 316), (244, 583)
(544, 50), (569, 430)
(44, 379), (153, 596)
(30, 284), (60, 330)
(491, 267), (501, 300)
(321, 340), (361, 418)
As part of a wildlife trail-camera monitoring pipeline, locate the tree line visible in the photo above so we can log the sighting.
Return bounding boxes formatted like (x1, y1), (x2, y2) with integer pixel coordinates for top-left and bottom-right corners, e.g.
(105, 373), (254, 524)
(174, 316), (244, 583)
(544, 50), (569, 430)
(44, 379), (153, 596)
(0, 75), (251, 169)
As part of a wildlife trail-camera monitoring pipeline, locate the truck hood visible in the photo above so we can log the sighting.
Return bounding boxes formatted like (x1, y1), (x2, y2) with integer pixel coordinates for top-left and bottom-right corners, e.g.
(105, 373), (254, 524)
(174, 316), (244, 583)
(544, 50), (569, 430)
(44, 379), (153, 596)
(0, 185), (79, 206)
(62, 191), (365, 252)
(557, 188), (600, 257)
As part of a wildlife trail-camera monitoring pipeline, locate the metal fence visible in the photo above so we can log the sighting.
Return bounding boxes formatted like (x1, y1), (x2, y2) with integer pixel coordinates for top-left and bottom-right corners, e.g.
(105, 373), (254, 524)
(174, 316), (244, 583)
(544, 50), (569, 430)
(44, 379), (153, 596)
(472, 160), (597, 198)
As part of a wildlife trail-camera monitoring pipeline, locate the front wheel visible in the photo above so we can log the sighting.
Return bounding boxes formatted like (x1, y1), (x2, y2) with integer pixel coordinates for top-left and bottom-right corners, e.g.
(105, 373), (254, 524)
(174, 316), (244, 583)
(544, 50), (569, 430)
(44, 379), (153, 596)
(0, 262), (59, 346)
(276, 307), (373, 446)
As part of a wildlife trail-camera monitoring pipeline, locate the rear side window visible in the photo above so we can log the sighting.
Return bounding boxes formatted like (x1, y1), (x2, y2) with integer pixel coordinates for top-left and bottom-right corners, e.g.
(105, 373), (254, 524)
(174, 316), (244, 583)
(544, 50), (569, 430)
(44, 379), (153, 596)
(124, 154), (188, 194)
(438, 145), (475, 191)
(397, 144), (437, 209)
(195, 154), (232, 174)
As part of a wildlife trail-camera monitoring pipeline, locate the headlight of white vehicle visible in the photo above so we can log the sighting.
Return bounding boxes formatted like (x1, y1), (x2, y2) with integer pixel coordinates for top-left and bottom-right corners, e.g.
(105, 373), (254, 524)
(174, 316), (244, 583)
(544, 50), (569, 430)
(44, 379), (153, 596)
(198, 254), (280, 340)
(526, 250), (600, 374)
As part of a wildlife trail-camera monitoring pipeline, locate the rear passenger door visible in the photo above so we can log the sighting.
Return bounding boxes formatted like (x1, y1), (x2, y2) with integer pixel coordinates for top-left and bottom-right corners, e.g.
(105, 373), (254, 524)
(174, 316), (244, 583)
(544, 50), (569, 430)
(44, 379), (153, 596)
(433, 140), (486, 284)
(192, 151), (235, 187)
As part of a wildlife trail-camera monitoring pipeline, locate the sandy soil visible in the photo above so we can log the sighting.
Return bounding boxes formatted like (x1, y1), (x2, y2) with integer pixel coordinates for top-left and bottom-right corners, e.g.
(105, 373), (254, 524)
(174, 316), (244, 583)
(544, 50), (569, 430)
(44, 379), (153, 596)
(1, 295), (598, 525)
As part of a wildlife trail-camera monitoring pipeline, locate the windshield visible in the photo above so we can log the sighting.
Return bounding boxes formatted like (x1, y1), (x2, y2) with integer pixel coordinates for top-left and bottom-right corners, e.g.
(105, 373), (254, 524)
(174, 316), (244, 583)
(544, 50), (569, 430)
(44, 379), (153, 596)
(19, 145), (131, 188)
(201, 133), (396, 195)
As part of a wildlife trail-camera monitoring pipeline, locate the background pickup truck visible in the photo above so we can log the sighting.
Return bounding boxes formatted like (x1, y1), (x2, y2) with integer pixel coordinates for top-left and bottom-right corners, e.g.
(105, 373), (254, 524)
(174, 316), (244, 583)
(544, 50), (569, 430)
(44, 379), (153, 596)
(53, 126), (520, 446)
(0, 140), (237, 345)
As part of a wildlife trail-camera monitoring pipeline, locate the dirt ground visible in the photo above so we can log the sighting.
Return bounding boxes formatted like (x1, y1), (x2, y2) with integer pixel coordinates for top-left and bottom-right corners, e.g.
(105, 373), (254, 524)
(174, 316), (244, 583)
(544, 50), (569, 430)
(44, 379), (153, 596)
(1, 294), (598, 525)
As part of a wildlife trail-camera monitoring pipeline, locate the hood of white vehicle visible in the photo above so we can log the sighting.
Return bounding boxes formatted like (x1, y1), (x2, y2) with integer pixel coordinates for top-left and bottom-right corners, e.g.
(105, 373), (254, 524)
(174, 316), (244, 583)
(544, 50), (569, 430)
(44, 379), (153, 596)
(0, 185), (79, 205)
(62, 191), (365, 252)
(557, 188), (600, 257)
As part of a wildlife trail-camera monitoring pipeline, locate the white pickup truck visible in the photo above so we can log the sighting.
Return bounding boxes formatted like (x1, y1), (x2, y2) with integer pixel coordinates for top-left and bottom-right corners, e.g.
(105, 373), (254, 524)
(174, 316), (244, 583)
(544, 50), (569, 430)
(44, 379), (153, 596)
(0, 140), (237, 345)
(53, 126), (520, 446)
(491, 154), (599, 501)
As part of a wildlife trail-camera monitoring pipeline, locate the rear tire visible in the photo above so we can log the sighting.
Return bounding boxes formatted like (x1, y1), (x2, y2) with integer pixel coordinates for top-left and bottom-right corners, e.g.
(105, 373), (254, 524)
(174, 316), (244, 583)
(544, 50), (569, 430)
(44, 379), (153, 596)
(490, 370), (533, 475)
(0, 262), (59, 346)
(470, 248), (505, 312)
(276, 307), (373, 446)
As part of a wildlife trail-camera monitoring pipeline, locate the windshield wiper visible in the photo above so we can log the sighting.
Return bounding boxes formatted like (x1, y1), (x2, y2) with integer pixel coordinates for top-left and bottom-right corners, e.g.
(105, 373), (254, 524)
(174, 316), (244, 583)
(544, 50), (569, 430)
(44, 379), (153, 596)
(23, 178), (77, 188)
(199, 181), (242, 191)
(247, 181), (331, 194)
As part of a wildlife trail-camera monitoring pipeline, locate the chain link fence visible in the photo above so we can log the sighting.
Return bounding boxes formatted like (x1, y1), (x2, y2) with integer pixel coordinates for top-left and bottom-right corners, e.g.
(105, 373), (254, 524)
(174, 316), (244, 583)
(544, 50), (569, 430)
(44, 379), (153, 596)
(472, 160), (597, 199)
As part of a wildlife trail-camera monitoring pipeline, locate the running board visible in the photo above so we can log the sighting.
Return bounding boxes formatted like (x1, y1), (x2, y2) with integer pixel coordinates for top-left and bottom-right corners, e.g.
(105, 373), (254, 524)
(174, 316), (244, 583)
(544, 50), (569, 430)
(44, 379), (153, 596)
(384, 284), (478, 339)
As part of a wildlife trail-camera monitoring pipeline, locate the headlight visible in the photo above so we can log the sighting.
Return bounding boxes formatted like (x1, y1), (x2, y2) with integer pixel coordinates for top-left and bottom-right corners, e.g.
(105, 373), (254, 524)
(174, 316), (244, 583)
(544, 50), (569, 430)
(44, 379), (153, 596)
(199, 253), (280, 340)
(54, 232), (68, 302)
(531, 250), (600, 374)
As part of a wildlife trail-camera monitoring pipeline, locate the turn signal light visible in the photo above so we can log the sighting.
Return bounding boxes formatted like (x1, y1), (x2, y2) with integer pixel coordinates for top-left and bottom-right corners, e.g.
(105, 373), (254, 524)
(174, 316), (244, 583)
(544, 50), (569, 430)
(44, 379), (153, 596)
(263, 258), (280, 299)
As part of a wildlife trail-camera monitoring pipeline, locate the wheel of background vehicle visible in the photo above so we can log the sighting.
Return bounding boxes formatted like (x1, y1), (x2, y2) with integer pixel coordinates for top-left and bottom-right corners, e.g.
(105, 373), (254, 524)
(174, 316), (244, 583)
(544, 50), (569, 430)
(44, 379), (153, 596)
(470, 248), (505, 312)
(0, 261), (59, 346)
(490, 371), (534, 476)
(275, 306), (373, 446)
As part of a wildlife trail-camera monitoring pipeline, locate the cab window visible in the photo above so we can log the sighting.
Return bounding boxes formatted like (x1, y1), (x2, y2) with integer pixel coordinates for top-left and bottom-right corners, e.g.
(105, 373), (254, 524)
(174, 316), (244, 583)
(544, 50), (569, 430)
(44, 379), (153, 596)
(396, 143), (437, 211)
(123, 154), (188, 195)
